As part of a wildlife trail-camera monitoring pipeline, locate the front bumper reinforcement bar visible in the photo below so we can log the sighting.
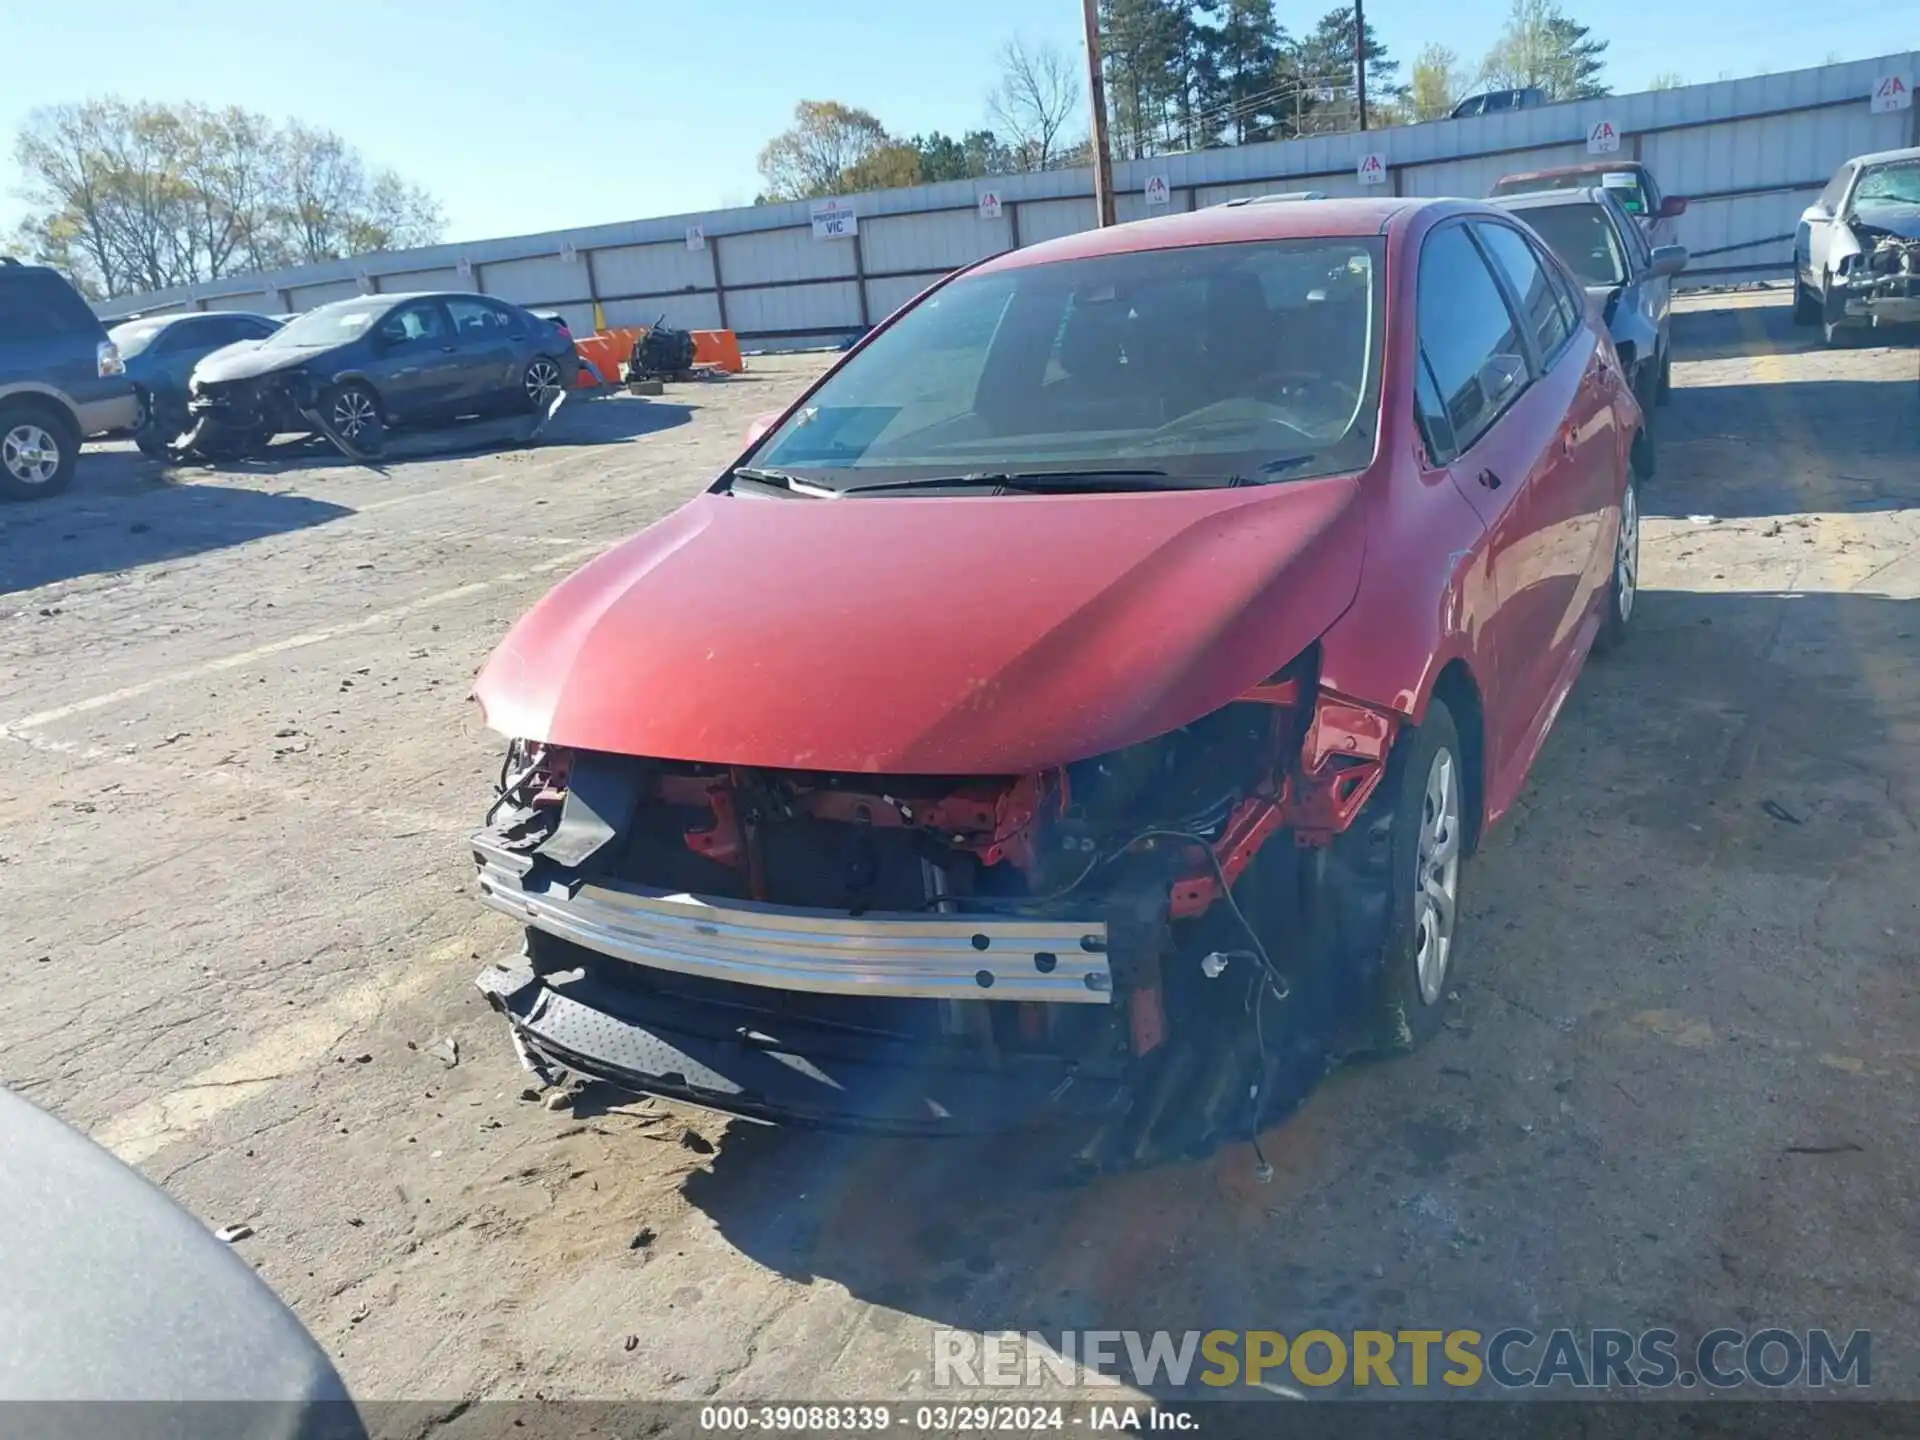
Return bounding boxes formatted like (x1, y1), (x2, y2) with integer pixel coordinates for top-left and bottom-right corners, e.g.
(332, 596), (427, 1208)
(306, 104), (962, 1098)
(474, 861), (1113, 1004)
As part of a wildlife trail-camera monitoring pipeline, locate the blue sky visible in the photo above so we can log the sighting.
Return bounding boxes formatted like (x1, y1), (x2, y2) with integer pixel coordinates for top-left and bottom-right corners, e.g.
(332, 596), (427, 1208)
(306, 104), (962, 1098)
(0, 0), (1897, 244)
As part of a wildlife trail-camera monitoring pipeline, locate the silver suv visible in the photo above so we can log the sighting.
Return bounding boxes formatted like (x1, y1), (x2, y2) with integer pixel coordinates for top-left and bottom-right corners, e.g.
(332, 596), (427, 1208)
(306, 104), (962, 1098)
(0, 258), (138, 499)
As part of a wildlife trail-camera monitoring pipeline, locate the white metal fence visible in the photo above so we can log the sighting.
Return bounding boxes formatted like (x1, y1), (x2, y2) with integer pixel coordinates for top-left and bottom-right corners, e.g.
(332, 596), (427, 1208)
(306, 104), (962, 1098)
(98, 53), (1919, 344)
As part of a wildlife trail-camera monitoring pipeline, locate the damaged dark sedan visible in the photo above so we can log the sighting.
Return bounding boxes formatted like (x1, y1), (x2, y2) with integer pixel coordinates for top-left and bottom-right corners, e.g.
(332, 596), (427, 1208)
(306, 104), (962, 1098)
(468, 198), (1647, 1171)
(185, 291), (578, 459)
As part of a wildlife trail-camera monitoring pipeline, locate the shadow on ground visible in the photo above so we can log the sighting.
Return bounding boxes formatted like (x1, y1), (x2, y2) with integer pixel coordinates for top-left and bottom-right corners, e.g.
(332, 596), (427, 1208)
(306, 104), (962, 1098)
(0, 480), (351, 596)
(1648, 306), (1918, 520)
(163, 394), (700, 479)
(670, 582), (1920, 1400)
(1670, 296), (1920, 364)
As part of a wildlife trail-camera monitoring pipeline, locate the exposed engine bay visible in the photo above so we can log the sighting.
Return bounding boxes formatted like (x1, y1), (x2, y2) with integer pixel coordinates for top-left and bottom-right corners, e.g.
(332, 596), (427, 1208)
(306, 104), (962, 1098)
(472, 653), (1414, 1170)
(1836, 226), (1920, 321)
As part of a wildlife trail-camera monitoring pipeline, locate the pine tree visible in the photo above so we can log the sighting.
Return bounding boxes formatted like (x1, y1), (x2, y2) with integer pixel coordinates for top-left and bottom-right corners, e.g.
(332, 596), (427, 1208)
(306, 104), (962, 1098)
(1196, 0), (1290, 144)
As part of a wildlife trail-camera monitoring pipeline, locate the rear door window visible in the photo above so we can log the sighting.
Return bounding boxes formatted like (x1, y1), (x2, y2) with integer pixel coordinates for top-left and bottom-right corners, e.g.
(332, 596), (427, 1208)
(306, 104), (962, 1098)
(378, 301), (449, 347)
(1416, 223), (1531, 453)
(1473, 221), (1574, 366)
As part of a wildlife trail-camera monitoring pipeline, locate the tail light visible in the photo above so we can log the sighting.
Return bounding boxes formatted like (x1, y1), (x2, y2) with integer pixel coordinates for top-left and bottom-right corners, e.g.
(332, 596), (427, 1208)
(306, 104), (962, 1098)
(97, 340), (125, 377)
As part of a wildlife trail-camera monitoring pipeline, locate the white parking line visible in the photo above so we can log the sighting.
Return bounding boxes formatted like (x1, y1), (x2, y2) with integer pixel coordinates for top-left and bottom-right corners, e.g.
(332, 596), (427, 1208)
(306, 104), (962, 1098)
(0, 543), (604, 735)
(92, 931), (492, 1165)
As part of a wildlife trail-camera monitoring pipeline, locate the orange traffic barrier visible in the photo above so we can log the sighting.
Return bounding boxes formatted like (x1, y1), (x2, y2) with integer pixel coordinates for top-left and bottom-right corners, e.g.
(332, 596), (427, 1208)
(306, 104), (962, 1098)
(691, 330), (744, 373)
(572, 325), (743, 384)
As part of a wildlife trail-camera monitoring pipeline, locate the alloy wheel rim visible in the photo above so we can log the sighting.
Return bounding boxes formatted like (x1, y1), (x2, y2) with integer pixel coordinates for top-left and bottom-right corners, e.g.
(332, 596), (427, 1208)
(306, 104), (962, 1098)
(525, 359), (562, 406)
(1414, 747), (1461, 1006)
(1616, 482), (1639, 623)
(333, 391), (375, 438)
(2, 424), (60, 485)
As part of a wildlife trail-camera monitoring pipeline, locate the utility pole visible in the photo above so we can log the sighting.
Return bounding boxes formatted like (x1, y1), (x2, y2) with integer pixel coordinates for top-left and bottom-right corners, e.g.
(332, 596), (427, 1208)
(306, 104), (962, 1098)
(1355, 0), (1369, 131)
(1081, 0), (1118, 227)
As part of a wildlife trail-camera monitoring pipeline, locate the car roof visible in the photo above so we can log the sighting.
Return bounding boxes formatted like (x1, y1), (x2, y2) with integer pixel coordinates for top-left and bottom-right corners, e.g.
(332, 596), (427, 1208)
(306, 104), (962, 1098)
(1850, 145), (1920, 168)
(1492, 186), (1618, 211)
(976, 197), (1432, 273)
(1498, 161), (1647, 185)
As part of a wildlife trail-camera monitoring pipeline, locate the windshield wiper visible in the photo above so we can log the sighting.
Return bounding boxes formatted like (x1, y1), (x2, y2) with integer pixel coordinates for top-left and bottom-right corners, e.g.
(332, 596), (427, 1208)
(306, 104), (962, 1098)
(726, 465), (840, 497)
(836, 468), (1201, 495)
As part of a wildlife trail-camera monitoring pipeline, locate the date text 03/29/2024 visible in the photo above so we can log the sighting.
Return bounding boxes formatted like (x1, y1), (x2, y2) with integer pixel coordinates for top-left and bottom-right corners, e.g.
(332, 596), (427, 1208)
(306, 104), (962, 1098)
(697, 1406), (1173, 1432)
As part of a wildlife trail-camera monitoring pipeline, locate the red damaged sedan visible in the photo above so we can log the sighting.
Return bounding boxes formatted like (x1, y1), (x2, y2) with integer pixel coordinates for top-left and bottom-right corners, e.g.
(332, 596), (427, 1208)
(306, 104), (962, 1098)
(469, 196), (1648, 1170)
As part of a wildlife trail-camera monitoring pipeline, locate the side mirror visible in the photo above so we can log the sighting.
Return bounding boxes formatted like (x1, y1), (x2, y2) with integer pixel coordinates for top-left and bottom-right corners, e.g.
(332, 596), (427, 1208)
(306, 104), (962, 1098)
(1657, 195), (1689, 219)
(1800, 202), (1832, 224)
(744, 409), (783, 446)
(1478, 352), (1526, 404)
(1648, 244), (1689, 279)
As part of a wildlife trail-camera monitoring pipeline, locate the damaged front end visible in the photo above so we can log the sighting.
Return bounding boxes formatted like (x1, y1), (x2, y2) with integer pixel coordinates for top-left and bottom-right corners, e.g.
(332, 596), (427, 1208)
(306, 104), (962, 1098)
(1833, 228), (1920, 327)
(184, 371), (312, 460)
(472, 654), (1404, 1170)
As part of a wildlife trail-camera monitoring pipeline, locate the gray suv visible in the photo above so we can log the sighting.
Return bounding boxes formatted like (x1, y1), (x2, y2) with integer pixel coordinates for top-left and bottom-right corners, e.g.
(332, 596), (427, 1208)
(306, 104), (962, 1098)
(0, 258), (138, 499)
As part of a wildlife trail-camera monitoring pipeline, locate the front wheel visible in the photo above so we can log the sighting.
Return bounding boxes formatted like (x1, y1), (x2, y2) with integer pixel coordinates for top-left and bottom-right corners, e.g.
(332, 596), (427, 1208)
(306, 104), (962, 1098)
(1655, 347), (1673, 406)
(1821, 283), (1856, 349)
(521, 356), (566, 412)
(1363, 700), (1467, 1052)
(135, 389), (182, 460)
(1791, 280), (1821, 326)
(1592, 470), (1639, 655)
(323, 382), (384, 448)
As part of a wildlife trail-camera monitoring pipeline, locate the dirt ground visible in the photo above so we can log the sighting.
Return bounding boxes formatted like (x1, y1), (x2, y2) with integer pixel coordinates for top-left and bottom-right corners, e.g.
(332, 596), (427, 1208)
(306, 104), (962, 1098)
(1, 292), (1916, 1412)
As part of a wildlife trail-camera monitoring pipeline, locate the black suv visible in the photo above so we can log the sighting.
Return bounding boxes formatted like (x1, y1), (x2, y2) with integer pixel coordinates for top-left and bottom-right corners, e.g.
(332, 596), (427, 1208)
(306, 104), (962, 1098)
(0, 258), (138, 499)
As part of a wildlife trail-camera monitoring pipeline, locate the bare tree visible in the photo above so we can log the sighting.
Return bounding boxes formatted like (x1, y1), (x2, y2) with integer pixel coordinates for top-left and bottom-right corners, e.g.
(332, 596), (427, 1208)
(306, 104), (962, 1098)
(756, 101), (893, 200)
(988, 39), (1082, 172)
(11, 99), (445, 297)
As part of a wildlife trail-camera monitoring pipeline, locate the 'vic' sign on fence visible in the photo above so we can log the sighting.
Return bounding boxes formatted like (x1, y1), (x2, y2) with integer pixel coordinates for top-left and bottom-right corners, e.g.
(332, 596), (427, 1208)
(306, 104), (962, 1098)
(811, 199), (858, 240)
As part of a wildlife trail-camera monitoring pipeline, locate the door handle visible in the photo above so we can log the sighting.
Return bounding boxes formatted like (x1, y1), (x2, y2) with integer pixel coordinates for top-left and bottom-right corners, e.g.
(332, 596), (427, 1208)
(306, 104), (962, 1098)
(1476, 468), (1502, 490)
(1561, 431), (1576, 459)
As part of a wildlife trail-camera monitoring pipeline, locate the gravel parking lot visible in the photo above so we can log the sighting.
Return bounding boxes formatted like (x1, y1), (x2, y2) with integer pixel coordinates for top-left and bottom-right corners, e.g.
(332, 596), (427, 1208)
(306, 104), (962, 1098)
(2, 292), (1916, 1410)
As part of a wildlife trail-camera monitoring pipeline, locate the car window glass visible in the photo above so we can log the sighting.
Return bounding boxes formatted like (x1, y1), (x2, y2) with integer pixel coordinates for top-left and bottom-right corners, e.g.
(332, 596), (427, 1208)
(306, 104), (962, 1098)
(378, 303), (447, 346)
(1414, 348), (1458, 463)
(1549, 262), (1585, 340)
(1816, 166), (1851, 212)
(1416, 224), (1528, 452)
(753, 236), (1386, 489)
(1511, 202), (1627, 286)
(446, 297), (512, 338)
(1618, 204), (1652, 268)
(198, 317), (248, 347)
(1854, 162), (1920, 208)
(1474, 222), (1572, 364)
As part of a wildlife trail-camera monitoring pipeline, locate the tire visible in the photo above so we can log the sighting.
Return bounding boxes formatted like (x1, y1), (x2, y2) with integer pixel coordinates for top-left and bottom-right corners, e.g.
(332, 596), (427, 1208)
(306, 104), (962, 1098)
(134, 389), (177, 460)
(1655, 347), (1673, 406)
(1791, 280), (1821, 326)
(1820, 282), (1856, 349)
(323, 381), (384, 448)
(1592, 468), (1639, 656)
(521, 356), (566, 413)
(1632, 364), (1659, 441)
(0, 400), (78, 500)
(1359, 699), (1468, 1053)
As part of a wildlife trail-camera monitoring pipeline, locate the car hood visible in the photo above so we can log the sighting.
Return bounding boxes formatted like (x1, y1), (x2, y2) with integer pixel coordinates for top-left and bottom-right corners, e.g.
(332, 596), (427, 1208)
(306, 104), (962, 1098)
(192, 343), (326, 385)
(474, 479), (1369, 774)
(1852, 201), (1920, 240)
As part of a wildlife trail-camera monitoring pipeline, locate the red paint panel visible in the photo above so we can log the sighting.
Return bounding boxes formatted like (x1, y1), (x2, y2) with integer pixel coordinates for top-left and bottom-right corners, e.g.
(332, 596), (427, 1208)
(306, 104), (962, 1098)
(475, 479), (1368, 775)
